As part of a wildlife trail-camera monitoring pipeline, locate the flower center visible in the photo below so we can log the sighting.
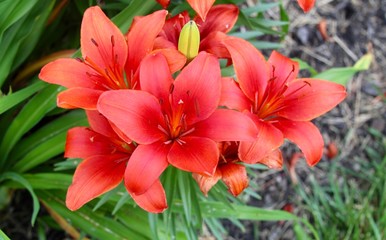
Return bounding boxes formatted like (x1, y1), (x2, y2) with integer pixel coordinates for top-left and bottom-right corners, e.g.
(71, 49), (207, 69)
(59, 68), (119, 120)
(81, 36), (128, 90)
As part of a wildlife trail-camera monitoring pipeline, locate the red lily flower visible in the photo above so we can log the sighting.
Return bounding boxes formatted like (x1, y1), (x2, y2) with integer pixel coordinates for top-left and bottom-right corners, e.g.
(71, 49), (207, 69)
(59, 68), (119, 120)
(193, 142), (249, 197)
(65, 111), (167, 213)
(39, 6), (185, 110)
(297, 0), (315, 12)
(97, 52), (258, 198)
(221, 37), (346, 167)
(155, 4), (239, 60)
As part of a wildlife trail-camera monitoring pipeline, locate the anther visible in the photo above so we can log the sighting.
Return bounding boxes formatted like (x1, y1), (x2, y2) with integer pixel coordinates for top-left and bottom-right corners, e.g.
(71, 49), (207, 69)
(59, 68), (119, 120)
(111, 35), (115, 47)
(91, 38), (99, 47)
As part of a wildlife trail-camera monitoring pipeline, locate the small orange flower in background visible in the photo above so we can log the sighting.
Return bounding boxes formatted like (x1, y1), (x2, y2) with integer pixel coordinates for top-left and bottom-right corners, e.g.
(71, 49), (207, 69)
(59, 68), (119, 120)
(193, 142), (249, 197)
(297, 0), (315, 12)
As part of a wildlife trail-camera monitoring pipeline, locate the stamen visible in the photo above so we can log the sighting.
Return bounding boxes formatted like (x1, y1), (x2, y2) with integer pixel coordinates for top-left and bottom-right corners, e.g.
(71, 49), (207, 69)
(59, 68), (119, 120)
(179, 127), (195, 137)
(158, 124), (169, 135)
(194, 99), (200, 117)
(91, 38), (99, 47)
(111, 35), (115, 47)
(169, 83), (175, 94)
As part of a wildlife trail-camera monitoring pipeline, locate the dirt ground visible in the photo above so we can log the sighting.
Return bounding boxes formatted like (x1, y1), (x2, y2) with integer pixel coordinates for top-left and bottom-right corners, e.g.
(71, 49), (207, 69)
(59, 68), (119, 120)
(226, 0), (386, 239)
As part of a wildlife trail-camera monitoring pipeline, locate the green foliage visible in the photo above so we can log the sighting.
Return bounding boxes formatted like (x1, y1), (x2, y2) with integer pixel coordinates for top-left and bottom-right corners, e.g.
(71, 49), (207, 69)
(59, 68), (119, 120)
(295, 130), (386, 239)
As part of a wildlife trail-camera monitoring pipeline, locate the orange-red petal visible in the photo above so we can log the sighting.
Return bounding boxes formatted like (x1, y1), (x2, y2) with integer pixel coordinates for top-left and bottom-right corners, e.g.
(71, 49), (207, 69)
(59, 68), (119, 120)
(130, 180), (168, 213)
(268, 51), (299, 88)
(156, 0), (170, 8)
(126, 10), (168, 78)
(193, 109), (257, 142)
(223, 37), (270, 103)
(139, 53), (173, 103)
(81, 6), (127, 72)
(57, 88), (103, 110)
(168, 136), (218, 176)
(273, 120), (324, 166)
(238, 113), (284, 164)
(86, 110), (117, 139)
(66, 154), (127, 210)
(195, 4), (239, 38)
(219, 77), (251, 111)
(39, 58), (101, 89)
(187, 0), (215, 21)
(279, 79), (347, 121)
(173, 52), (221, 125)
(124, 143), (170, 195)
(192, 170), (221, 196)
(65, 127), (117, 159)
(97, 90), (165, 144)
(219, 163), (248, 196)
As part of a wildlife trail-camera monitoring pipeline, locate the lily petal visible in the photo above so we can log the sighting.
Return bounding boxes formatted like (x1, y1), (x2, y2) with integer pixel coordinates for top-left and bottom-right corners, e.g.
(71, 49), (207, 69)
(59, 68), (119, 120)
(57, 88), (104, 110)
(279, 79), (347, 121)
(65, 127), (117, 158)
(124, 143), (170, 195)
(258, 149), (283, 169)
(192, 170), (222, 196)
(195, 4), (239, 38)
(193, 109), (257, 142)
(268, 51), (299, 88)
(151, 48), (187, 73)
(168, 136), (218, 176)
(81, 6), (127, 72)
(39, 58), (101, 89)
(297, 0), (315, 12)
(140, 53), (173, 103)
(97, 90), (165, 144)
(223, 37), (270, 103)
(173, 52), (221, 125)
(199, 31), (231, 60)
(238, 113), (283, 164)
(219, 77), (251, 111)
(86, 110), (117, 139)
(130, 180), (168, 213)
(66, 154), (127, 210)
(126, 10), (168, 78)
(273, 120), (324, 166)
(187, 0), (215, 21)
(219, 162), (248, 196)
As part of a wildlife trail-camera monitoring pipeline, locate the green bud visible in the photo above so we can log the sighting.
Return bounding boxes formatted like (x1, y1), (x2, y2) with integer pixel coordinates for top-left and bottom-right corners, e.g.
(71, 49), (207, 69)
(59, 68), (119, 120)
(178, 20), (200, 60)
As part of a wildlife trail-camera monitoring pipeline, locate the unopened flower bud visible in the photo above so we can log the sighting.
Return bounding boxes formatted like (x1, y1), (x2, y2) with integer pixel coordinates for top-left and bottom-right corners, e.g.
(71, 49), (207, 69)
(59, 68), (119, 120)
(178, 20), (200, 61)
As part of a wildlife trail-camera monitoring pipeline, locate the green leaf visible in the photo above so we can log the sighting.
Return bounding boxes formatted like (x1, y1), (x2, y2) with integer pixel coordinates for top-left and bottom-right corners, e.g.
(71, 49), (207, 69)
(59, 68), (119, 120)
(0, 80), (46, 114)
(38, 190), (150, 240)
(0, 228), (11, 240)
(0, 0), (38, 41)
(3, 173), (72, 190)
(0, 85), (59, 169)
(0, 172), (40, 225)
(313, 53), (373, 85)
(112, 0), (157, 33)
(10, 110), (87, 163)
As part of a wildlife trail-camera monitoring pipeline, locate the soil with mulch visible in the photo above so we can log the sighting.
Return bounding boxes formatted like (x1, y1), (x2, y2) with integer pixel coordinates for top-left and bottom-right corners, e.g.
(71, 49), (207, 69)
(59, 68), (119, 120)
(1, 0), (385, 239)
(226, 0), (386, 239)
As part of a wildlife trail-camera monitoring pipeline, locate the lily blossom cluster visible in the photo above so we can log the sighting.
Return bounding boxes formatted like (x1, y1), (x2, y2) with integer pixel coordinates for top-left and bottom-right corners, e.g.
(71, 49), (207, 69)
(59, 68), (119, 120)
(40, 1), (344, 213)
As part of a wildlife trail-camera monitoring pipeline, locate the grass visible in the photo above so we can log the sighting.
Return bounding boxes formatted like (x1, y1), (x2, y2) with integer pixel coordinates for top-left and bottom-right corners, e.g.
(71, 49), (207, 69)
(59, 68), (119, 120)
(295, 128), (386, 239)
